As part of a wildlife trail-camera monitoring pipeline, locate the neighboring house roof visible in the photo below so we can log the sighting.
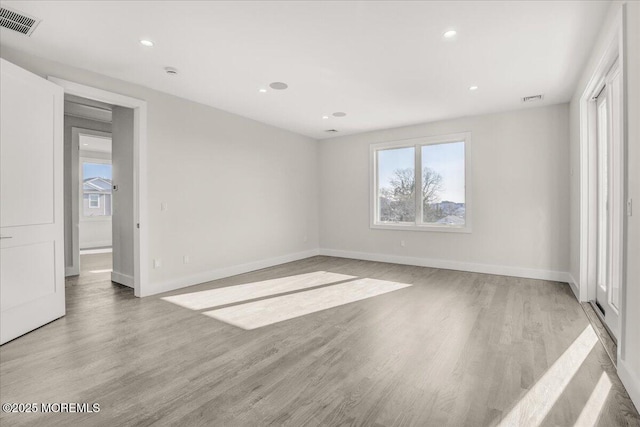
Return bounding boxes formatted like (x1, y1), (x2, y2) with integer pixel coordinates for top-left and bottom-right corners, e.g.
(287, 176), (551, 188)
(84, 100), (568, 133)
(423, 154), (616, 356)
(83, 177), (112, 193)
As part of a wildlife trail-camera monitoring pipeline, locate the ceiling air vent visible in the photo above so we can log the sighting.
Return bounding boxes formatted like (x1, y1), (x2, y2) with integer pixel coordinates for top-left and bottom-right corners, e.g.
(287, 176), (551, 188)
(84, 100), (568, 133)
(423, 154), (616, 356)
(522, 94), (544, 103)
(325, 129), (339, 133)
(0, 7), (41, 36)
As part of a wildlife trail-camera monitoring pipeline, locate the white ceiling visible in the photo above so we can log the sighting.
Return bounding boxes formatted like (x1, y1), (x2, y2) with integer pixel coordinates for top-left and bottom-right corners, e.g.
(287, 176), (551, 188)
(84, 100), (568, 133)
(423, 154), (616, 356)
(1, 1), (610, 139)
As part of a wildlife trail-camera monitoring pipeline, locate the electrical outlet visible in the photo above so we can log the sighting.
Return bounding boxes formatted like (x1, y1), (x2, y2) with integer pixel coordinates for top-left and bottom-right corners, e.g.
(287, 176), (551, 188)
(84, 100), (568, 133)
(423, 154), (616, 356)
(161, 202), (168, 211)
(303, 235), (308, 243)
(153, 259), (161, 269)
(401, 240), (406, 247)
(183, 255), (190, 264)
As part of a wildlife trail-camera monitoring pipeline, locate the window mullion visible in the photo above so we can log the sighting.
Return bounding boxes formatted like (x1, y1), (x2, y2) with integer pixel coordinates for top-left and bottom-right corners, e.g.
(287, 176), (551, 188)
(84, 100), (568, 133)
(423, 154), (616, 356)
(415, 144), (422, 225)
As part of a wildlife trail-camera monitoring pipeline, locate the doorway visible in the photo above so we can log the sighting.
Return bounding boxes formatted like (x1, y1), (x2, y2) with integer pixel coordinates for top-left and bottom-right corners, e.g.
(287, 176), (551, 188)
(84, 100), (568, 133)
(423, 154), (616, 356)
(53, 77), (148, 297)
(64, 93), (117, 284)
(0, 59), (148, 344)
(65, 95), (138, 291)
(79, 131), (114, 281)
(588, 58), (624, 341)
(79, 134), (113, 253)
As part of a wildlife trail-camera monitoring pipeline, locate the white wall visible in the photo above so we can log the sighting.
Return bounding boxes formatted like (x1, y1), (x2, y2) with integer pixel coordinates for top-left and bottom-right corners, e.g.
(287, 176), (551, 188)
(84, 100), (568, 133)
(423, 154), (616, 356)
(0, 46), (320, 296)
(319, 104), (570, 280)
(79, 219), (111, 249)
(569, 0), (640, 408)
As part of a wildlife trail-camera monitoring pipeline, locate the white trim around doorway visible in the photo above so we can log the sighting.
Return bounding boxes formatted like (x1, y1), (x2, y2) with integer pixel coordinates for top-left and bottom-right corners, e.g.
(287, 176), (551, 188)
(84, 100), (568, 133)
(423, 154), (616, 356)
(66, 127), (113, 277)
(50, 77), (148, 298)
(578, 3), (630, 371)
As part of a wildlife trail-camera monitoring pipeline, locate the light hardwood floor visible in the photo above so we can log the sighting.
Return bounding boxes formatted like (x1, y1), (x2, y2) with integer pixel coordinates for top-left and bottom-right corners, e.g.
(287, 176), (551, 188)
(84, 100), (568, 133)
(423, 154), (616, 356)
(1, 254), (638, 426)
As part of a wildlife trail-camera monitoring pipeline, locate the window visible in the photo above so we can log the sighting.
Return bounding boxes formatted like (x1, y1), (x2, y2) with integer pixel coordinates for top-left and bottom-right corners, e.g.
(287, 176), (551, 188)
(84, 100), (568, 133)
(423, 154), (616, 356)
(371, 132), (470, 232)
(82, 160), (112, 217)
(89, 194), (100, 208)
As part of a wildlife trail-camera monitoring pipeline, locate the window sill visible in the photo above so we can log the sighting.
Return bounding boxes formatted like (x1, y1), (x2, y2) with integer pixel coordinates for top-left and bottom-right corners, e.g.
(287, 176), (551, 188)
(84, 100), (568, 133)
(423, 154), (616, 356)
(371, 222), (471, 233)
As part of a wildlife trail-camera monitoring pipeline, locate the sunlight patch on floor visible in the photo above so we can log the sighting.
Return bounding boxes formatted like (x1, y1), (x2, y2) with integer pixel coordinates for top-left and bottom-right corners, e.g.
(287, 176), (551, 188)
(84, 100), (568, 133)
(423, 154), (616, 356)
(574, 372), (612, 427)
(162, 271), (356, 310)
(498, 325), (598, 427)
(89, 269), (112, 274)
(203, 277), (411, 330)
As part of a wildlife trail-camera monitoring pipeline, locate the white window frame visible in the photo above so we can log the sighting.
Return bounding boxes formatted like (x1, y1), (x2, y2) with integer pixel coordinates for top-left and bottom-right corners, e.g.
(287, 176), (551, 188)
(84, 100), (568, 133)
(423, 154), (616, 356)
(370, 132), (472, 233)
(80, 156), (112, 221)
(88, 193), (100, 208)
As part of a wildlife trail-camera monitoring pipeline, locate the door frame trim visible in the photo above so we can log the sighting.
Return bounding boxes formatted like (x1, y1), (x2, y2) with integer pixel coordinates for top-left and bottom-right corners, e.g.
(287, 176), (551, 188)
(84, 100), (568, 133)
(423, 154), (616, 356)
(50, 77), (148, 298)
(66, 127), (113, 277)
(578, 6), (626, 354)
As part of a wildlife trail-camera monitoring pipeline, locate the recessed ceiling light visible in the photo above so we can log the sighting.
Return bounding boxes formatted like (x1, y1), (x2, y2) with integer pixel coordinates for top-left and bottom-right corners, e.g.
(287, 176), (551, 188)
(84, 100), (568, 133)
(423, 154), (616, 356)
(469, 86), (479, 91)
(259, 88), (267, 93)
(269, 82), (288, 90)
(140, 39), (154, 47)
(322, 115), (329, 119)
(443, 30), (457, 39)
(332, 112), (346, 117)
(83, 143), (89, 146)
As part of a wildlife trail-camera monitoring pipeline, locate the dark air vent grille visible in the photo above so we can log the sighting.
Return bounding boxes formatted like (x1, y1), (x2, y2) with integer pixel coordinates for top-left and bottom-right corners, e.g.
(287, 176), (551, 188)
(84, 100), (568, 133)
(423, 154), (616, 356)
(522, 94), (544, 103)
(0, 7), (41, 36)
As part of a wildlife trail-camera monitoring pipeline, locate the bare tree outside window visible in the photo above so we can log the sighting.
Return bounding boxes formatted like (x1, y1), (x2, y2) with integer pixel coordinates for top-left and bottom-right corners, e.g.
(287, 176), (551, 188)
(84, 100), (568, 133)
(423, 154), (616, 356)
(379, 167), (445, 222)
(375, 139), (466, 227)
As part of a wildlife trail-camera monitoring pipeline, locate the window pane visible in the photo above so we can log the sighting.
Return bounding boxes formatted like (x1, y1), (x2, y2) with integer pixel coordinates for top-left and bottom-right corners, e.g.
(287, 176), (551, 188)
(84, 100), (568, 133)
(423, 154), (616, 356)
(377, 147), (415, 223)
(83, 162), (112, 217)
(421, 142), (465, 225)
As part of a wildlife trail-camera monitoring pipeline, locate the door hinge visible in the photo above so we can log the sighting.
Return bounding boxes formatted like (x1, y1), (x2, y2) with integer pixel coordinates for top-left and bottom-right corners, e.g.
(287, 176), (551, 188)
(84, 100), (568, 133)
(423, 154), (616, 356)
(137, 223), (140, 229)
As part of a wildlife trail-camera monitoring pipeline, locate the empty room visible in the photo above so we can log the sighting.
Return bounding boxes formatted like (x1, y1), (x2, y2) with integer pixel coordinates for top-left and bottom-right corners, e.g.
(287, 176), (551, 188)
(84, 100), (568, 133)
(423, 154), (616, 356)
(0, 1), (639, 426)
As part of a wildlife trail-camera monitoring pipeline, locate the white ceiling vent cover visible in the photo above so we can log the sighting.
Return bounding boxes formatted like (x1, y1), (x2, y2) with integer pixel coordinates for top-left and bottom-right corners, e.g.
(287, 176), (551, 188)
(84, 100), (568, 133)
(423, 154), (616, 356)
(0, 6), (41, 36)
(522, 94), (544, 103)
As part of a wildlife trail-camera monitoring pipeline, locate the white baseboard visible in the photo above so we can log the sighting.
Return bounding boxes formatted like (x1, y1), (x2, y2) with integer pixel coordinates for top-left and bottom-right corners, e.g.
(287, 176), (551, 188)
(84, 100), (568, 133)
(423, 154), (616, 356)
(567, 273), (581, 301)
(144, 247), (570, 296)
(319, 248), (571, 283)
(80, 242), (112, 251)
(144, 249), (321, 297)
(80, 247), (113, 255)
(111, 271), (134, 288)
(618, 358), (640, 411)
(65, 266), (79, 277)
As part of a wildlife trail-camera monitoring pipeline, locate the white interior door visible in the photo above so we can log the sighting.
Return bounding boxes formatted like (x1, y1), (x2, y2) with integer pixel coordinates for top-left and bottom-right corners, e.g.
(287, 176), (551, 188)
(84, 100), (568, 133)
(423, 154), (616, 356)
(0, 58), (65, 345)
(593, 59), (622, 340)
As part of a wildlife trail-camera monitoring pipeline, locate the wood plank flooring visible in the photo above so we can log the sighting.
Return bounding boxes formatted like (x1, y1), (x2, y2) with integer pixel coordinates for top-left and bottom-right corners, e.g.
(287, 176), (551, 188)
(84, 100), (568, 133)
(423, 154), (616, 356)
(201, 277), (411, 330)
(1, 254), (638, 426)
(582, 302), (618, 367)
